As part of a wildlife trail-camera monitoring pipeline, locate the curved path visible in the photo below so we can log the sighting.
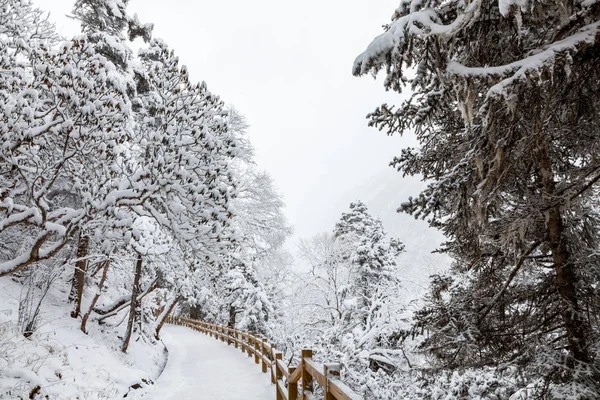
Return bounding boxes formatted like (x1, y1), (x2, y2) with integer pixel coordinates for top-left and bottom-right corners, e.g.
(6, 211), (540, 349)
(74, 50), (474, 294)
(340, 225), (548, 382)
(144, 324), (273, 400)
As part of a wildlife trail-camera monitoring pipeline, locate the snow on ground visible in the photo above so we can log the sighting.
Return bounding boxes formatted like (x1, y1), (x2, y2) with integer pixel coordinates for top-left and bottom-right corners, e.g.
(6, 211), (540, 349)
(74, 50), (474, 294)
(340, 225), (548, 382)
(1, 271), (273, 400)
(0, 276), (166, 400)
(144, 324), (273, 400)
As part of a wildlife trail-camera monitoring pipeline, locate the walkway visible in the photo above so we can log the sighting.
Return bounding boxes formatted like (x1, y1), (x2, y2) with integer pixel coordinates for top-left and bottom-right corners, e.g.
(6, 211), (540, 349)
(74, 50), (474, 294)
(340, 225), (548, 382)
(144, 324), (273, 400)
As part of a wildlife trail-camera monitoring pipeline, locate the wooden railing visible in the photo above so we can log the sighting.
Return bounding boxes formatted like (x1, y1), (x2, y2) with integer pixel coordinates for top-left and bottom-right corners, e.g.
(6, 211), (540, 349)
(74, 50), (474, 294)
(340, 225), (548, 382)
(167, 316), (362, 400)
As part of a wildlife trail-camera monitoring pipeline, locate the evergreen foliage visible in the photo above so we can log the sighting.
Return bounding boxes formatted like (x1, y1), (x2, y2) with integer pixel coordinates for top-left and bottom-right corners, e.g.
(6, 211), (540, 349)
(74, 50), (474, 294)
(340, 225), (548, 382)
(290, 202), (407, 399)
(354, 0), (600, 396)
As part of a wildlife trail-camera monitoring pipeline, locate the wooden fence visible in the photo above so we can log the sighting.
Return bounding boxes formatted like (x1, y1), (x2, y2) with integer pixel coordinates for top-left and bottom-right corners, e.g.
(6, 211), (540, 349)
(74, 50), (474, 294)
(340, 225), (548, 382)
(167, 316), (362, 400)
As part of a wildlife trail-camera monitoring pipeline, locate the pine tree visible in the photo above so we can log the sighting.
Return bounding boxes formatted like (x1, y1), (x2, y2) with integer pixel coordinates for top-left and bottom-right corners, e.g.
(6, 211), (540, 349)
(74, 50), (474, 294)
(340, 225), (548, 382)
(72, 0), (152, 68)
(222, 258), (272, 333)
(354, 0), (600, 396)
(334, 201), (404, 325)
(294, 203), (406, 399)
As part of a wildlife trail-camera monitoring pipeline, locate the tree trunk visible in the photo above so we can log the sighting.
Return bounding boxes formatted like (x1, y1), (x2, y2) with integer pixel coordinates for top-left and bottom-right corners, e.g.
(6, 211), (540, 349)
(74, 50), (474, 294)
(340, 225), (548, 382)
(122, 254), (143, 353)
(547, 206), (590, 364)
(228, 304), (236, 328)
(96, 278), (157, 323)
(539, 142), (590, 364)
(70, 234), (89, 318)
(81, 259), (110, 333)
(189, 304), (204, 320)
(155, 296), (180, 339)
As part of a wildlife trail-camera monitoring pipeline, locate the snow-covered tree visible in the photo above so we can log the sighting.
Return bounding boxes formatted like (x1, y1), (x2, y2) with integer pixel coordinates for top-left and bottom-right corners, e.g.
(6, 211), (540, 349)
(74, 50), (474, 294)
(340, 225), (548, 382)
(0, 5), (130, 278)
(0, 0), (290, 395)
(132, 38), (237, 260)
(221, 258), (273, 332)
(195, 109), (292, 334)
(293, 202), (407, 399)
(0, 0), (58, 48)
(354, 0), (600, 396)
(98, 36), (238, 350)
(0, 0), (243, 352)
(72, 0), (152, 67)
(334, 201), (404, 326)
(297, 233), (354, 329)
(216, 171), (291, 333)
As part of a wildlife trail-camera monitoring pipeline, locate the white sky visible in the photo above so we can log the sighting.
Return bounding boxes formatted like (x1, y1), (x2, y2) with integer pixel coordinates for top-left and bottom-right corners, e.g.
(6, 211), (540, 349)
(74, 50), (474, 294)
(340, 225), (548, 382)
(39, 1), (442, 267)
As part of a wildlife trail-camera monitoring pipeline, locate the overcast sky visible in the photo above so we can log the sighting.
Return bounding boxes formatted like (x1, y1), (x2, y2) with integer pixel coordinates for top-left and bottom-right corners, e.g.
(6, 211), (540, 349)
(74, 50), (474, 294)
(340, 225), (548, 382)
(39, 1), (443, 267)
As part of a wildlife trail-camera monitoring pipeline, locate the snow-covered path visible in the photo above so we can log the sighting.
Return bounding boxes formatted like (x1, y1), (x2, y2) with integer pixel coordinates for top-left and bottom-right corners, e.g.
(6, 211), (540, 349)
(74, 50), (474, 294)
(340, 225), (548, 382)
(144, 324), (273, 400)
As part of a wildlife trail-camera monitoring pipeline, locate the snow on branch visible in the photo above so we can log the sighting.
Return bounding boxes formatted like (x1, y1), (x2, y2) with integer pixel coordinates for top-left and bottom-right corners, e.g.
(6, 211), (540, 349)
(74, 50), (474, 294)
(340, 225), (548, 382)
(448, 21), (600, 98)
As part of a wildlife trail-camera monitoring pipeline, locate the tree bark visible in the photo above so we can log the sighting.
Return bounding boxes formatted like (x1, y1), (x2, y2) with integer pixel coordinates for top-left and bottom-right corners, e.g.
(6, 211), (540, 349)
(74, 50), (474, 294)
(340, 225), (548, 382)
(96, 278), (157, 323)
(539, 142), (590, 364)
(93, 296), (130, 315)
(189, 304), (204, 320)
(70, 234), (89, 318)
(228, 304), (236, 328)
(155, 296), (180, 340)
(122, 253), (143, 353)
(547, 206), (590, 363)
(0, 231), (70, 278)
(81, 259), (110, 333)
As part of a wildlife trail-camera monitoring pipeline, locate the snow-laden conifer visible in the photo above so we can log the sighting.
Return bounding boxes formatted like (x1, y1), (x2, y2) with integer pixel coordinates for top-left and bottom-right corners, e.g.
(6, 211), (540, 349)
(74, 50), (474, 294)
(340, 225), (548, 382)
(292, 202), (406, 399)
(354, 0), (600, 396)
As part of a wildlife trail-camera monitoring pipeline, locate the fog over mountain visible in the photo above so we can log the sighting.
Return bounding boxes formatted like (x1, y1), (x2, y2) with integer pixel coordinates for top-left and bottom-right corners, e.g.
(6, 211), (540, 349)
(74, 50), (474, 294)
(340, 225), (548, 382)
(292, 164), (451, 301)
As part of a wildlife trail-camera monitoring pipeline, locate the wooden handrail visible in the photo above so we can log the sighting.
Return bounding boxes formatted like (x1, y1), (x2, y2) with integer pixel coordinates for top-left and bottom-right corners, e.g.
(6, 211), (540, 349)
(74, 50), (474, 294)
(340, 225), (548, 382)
(167, 316), (363, 400)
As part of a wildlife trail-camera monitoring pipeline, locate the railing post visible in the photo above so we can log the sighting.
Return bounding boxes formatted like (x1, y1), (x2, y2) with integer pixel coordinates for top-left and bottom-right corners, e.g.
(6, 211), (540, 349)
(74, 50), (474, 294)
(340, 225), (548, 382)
(275, 352), (283, 400)
(234, 329), (238, 348)
(254, 335), (260, 364)
(324, 363), (341, 400)
(301, 349), (313, 395)
(288, 366), (298, 400)
(261, 338), (267, 373)
(241, 332), (246, 353)
(270, 344), (277, 383)
(247, 332), (253, 357)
